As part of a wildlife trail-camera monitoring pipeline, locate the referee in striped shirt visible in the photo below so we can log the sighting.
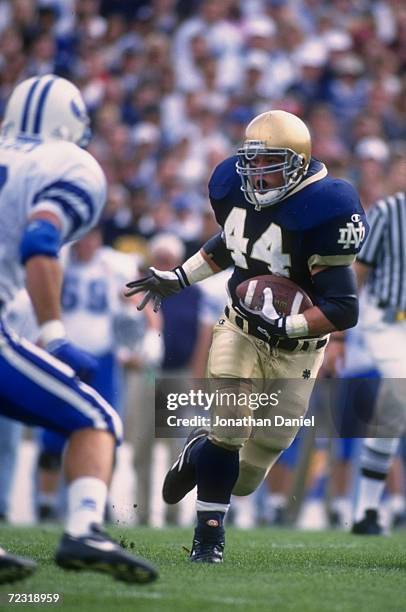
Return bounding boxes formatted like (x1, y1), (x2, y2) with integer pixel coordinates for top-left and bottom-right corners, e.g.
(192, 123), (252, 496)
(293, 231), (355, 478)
(351, 190), (406, 535)
(356, 191), (406, 313)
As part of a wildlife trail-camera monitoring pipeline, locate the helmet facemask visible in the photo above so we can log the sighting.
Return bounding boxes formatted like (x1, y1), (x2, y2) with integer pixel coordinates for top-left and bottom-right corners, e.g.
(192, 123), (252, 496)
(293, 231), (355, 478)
(236, 141), (308, 209)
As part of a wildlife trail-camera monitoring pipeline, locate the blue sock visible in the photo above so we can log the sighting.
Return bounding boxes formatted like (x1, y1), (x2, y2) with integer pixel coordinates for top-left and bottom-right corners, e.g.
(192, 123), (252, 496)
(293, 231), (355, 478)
(195, 439), (239, 505)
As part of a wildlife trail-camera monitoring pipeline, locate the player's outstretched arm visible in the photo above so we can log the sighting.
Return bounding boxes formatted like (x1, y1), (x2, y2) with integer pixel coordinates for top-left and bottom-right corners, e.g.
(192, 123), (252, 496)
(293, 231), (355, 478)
(124, 232), (232, 311)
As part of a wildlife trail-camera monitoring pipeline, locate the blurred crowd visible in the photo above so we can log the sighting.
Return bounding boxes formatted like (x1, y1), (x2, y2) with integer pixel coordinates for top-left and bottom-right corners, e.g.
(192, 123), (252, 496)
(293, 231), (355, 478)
(0, 0), (405, 528)
(1, 0), (405, 261)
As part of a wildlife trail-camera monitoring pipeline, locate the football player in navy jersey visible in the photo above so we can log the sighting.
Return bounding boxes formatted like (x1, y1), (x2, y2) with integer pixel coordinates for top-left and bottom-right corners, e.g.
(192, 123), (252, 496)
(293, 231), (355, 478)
(125, 110), (368, 563)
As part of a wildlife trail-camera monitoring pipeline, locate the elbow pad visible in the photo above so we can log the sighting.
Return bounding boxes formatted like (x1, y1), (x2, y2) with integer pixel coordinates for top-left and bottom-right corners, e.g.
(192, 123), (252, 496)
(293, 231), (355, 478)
(20, 219), (61, 264)
(312, 266), (359, 331)
(202, 232), (233, 270)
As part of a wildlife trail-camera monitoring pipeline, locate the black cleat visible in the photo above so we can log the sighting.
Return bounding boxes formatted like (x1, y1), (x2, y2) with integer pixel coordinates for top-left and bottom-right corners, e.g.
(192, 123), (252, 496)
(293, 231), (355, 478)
(0, 549), (37, 584)
(38, 504), (59, 523)
(351, 509), (383, 535)
(55, 524), (158, 584)
(162, 428), (208, 505)
(190, 539), (224, 564)
(328, 509), (342, 529)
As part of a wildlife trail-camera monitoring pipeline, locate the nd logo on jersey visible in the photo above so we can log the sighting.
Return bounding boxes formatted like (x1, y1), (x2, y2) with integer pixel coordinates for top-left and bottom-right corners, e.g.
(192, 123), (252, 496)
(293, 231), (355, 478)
(337, 214), (366, 250)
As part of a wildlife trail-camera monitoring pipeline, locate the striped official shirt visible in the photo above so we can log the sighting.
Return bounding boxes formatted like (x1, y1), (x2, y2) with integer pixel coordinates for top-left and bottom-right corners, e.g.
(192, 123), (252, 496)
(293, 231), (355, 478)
(357, 191), (406, 309)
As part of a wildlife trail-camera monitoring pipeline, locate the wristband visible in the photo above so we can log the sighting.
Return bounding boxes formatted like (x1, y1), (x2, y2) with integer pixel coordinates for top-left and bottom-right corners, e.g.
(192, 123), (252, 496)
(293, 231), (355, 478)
(39, 319), (67, 346)
(285, 314), (309, 338)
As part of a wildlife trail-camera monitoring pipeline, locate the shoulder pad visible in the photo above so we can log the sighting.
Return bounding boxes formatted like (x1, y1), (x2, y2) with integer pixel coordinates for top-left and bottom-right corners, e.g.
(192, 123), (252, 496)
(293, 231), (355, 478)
(31, 141), (107, 242)
(278, 176), (364, 231)
(319, 178), (362, 219)
(208, 156), (240, 201)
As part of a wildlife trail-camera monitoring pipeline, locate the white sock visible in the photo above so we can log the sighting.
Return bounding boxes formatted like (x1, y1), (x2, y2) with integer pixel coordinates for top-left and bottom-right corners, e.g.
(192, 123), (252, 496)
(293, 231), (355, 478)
(388, 494), (405, 515)
(65, 477), (107, 537)
(270, 493), (287, 509)
(354, 476), (385, 522)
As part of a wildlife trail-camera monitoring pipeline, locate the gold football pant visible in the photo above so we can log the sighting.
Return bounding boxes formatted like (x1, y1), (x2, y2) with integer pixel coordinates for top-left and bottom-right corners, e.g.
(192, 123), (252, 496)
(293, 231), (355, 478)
(206, 315), (326, 495)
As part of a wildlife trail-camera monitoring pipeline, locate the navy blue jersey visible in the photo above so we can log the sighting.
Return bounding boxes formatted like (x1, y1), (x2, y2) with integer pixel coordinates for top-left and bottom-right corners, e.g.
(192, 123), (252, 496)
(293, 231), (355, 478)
(208, 156), (368, 308)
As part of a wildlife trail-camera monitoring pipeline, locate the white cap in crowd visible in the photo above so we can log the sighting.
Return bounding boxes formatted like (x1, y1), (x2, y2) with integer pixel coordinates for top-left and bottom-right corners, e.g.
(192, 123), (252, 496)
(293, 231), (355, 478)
(355, 137), (390, 163)
(149, 233), (186, 261)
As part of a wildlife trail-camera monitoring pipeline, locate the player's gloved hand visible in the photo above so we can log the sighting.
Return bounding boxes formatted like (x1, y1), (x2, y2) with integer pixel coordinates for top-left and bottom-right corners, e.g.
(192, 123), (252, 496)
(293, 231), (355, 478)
(239, 287), (288, 337)
(124, 267), (185, 312)
(46, 339), (98, 383)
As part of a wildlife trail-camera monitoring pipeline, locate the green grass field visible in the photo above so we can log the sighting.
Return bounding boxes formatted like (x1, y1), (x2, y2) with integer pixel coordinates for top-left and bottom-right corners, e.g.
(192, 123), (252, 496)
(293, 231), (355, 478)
(0, 526), (405, 612)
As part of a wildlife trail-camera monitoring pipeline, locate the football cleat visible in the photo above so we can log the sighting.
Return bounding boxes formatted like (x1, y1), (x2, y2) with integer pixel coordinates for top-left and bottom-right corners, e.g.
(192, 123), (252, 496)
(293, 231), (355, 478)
(0, 548), (37, 584)
(162, 428), (208, 505)
(190, 539), (224, 564)
(38, 503), (59, 523)
(351, 509), (383, 535)
(55, 524), (158, 584)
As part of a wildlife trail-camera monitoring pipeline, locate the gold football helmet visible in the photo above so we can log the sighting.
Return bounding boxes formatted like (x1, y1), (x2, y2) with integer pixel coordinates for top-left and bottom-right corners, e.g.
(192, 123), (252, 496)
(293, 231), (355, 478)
(236, 110), (311, 209)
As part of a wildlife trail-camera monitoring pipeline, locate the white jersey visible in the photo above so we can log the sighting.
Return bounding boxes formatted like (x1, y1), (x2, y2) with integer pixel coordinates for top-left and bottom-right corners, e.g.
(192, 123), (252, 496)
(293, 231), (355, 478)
(0, 136), (106, 304)
(61, 247), (141, 355)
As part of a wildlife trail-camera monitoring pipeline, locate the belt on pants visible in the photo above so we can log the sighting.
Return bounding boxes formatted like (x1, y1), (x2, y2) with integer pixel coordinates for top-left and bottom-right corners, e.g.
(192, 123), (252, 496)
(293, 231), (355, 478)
(224, 305), (327, 353)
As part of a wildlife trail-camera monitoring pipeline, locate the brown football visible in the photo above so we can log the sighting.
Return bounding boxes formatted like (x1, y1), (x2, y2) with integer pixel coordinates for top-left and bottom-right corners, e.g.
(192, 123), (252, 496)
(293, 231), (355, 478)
(236, 274), (313, 315)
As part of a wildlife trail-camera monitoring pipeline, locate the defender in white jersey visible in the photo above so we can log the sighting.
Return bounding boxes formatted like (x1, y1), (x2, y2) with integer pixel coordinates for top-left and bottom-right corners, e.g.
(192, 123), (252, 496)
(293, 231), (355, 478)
(0, 75), (157, 584)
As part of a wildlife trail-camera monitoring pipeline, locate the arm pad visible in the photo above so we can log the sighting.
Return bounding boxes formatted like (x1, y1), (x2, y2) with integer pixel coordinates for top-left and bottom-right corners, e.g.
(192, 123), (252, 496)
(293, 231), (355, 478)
(312, 266), (359, 331)
(202, 232), (233, 270)
(180, 232), (232, 286)
(20, 219), (61, 264)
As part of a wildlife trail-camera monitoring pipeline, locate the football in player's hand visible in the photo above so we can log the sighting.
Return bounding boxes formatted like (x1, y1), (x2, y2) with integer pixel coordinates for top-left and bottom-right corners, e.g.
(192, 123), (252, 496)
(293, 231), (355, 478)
(236, 274), (313, 315)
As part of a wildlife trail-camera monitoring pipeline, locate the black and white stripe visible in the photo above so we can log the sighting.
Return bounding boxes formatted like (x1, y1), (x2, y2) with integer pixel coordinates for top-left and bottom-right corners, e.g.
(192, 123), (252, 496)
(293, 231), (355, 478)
(358, 191), (406, 309)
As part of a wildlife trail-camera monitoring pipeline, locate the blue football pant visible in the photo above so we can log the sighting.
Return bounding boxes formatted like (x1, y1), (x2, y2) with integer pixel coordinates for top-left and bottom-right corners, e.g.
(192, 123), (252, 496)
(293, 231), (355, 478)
(0, 320), (122, 442)
(40, 352), (123, 456)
